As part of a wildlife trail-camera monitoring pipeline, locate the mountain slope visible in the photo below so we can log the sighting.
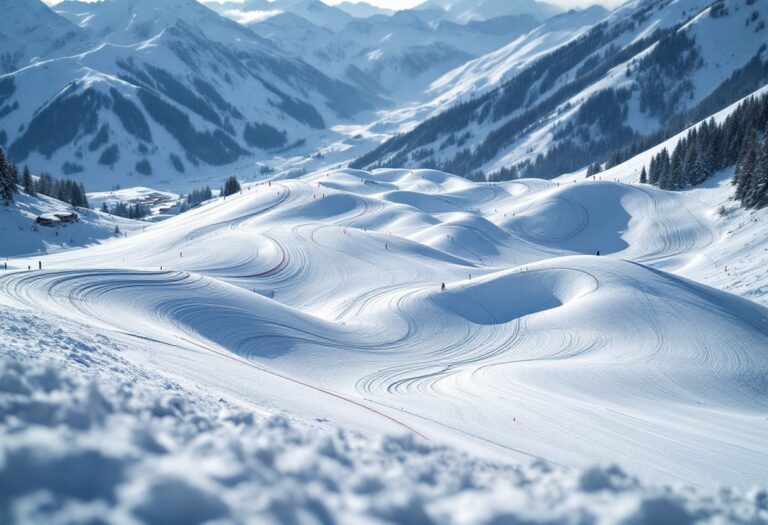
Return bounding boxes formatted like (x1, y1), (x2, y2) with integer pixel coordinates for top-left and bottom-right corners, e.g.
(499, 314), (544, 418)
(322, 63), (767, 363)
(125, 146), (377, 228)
(249, 8), (543, 102)
(417, 0), (561, 23)
(335, 1), (394, 18)
(352, 0), (768, 179)
(0, 0), (379, 190)
(427, 6), (610, 107)
(0, 0), (87, 73)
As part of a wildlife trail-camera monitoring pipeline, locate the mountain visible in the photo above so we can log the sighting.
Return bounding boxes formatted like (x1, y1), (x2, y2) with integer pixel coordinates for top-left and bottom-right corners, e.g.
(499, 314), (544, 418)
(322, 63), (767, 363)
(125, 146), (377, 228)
(203, 0), (355, 30)
(0, 0), (87, 73)
(0, 0), (379, 190)
(283, 0), (355, 30)
(427, 7), (610, 108)
(249, 8), (542, 102)
(352, 0), (768, 179)
(415, 0), (561, 23)
(335, 1), (394, 18)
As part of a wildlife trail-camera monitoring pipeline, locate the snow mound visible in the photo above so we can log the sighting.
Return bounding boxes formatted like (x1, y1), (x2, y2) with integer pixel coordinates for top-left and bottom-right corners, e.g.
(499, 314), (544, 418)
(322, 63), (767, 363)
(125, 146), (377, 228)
(432, 264), (597, 325)
(502, 181), (715, 262)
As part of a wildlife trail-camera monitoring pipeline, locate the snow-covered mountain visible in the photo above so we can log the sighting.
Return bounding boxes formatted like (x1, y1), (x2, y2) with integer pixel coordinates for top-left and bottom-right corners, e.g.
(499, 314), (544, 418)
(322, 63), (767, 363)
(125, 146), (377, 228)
(335, 1), (394, 18)
(427, 6), (610, 106)
(249, 8), (545, 102)
(353, 0), (768, 179)
(203, 0), (356, 30)
(416, 0), (562, 23)
(0, 0), (87, 73)
(343, 5), (610, 152)
(0, 0), (379, 190)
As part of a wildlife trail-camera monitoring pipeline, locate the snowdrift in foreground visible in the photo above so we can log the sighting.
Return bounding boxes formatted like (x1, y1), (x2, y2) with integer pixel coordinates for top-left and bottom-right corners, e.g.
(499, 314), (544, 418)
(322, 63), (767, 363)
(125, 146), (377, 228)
(2, 306), (767, 525)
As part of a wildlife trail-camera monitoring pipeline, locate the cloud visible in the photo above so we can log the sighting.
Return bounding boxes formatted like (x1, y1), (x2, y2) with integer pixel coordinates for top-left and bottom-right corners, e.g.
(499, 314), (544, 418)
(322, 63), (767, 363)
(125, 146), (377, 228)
(222, 9), (283, 24)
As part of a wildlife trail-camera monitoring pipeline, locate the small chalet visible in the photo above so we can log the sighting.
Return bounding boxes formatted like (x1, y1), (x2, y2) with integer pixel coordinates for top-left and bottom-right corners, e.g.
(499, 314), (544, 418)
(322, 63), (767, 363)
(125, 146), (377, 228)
(35, 211), (78, 227)
(54, 212), (78, 223)
(35, 214), (61, 227)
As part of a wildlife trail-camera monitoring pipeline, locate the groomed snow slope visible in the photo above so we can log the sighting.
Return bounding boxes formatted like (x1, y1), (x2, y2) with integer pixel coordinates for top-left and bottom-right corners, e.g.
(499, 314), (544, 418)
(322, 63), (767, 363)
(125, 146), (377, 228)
(5, 304), (767, 524)
(3, 168), (767, 497)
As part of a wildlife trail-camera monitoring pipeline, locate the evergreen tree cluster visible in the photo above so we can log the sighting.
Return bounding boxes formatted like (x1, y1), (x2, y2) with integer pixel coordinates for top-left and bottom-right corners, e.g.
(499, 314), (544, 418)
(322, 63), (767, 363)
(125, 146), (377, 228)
(586, 162), (603, 177)
(0, 146), (19, 205)
(102, 201), (149, 220)
(34, 173), (89, 208)
(179, 186), (213, 212)
(733, 129), (768, 209)
(645, 93), (768, 207)
(186, 186), (213, 208)
(221, 176), (241, 197)
(601, 51), (768, 171)
(0, 145), (89, 207)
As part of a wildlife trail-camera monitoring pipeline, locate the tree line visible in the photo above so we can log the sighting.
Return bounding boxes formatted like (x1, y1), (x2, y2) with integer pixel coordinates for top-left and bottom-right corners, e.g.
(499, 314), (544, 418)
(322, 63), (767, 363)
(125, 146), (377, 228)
(645, 93), (768, 208)
(179, 186), (213, 213)
(0, 146), (89, 207)
(101, 201), (150, 220)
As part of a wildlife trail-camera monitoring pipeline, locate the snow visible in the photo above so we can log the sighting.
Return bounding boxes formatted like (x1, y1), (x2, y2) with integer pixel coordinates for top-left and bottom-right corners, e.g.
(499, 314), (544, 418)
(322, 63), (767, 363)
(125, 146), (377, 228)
(348, 0), (768, 178)
(574, 84), (768, 307)
(87, 186), (181, 217)
(3, 303), (767, 524)
(0, 191), (139, 258)
(2, 165), (768, 499)
(3, 0), (381, 192)
(3, 1), (768, 518)
(427, 7), (608, 106)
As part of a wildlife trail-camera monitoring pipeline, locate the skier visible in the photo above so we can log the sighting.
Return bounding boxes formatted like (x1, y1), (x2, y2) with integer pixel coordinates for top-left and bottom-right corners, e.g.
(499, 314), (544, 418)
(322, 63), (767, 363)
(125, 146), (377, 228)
(441, 282), (446, 292)
(38, 261), (42, 270)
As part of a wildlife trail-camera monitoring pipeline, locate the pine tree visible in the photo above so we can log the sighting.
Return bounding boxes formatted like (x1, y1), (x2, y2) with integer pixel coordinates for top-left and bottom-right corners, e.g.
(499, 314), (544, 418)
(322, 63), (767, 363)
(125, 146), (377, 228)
(735, 131), (759, 206)
(649, 155), (659, 185)
(22, 166), (35, 196)
(640, 166), (648, 184)
(9, 163), (19, 186)
(221, 176), (241, 197)
(752, 133), (768, 209)
(0, 147), (14, 205)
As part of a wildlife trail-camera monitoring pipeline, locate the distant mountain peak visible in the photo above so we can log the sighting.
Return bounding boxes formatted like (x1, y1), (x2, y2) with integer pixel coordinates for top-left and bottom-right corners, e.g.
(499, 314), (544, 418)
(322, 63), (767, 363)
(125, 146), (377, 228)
(415, 0), (561, 23)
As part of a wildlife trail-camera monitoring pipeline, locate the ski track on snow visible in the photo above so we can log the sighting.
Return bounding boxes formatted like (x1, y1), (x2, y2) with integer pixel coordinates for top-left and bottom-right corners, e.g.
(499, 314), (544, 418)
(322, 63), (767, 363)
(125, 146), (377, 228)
(2, 168), (767, 488)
